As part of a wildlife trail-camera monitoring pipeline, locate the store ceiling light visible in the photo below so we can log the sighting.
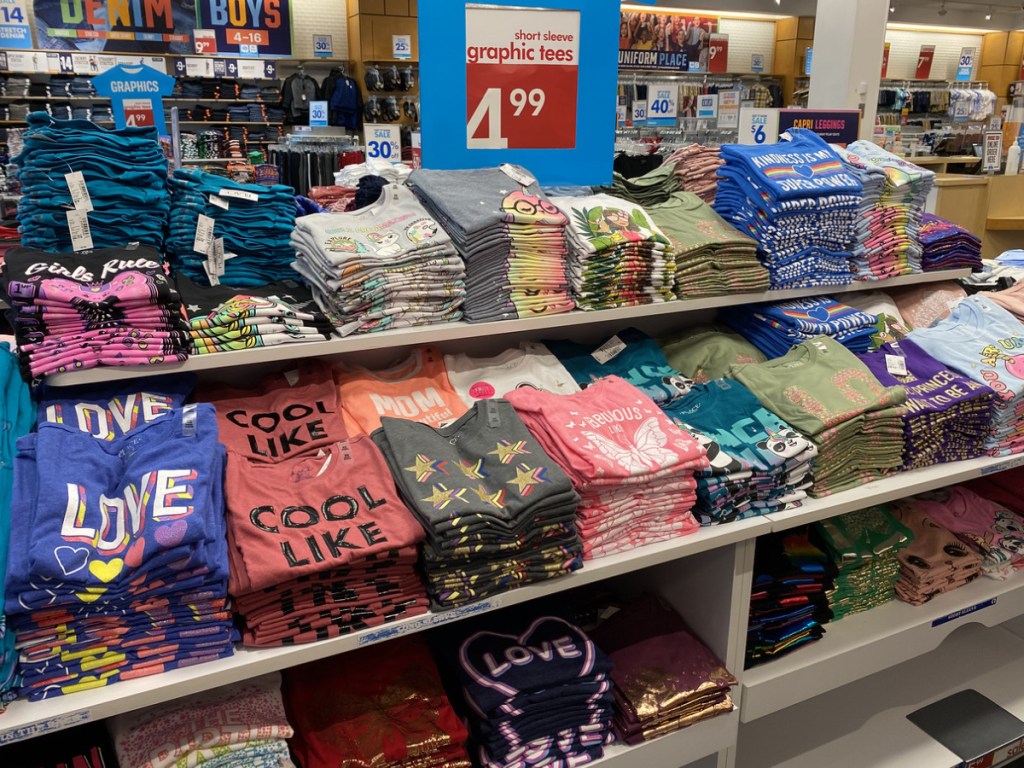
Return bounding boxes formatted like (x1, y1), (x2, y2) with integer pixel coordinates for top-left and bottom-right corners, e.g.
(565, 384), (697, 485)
(887, 21), (995, 34)
(890, 3), (895, 13)
(986, 6), (993, 19)
(938, 0), (948, 15)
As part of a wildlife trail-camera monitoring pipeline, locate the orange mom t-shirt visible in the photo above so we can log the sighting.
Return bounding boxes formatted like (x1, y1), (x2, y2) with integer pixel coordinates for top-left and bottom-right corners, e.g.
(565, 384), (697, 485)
(334, 346), (467, 436)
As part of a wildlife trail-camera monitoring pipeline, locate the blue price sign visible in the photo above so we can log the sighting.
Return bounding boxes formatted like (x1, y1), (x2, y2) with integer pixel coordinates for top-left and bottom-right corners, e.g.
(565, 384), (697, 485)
(364, 124), (401, 160)
(956, 47), (975, 81)
(309, 100), (328, 127)
(314, 35), (333, 58)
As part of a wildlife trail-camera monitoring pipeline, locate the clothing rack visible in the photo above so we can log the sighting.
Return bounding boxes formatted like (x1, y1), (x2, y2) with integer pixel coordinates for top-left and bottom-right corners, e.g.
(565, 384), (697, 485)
(267, 134), (362, 196)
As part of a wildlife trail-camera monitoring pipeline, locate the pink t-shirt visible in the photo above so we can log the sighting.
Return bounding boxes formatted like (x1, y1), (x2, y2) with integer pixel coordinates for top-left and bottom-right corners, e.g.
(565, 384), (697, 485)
(224, 435), (425, 594)
(504, 375), (708, 486)
(203, 360), (348, 463)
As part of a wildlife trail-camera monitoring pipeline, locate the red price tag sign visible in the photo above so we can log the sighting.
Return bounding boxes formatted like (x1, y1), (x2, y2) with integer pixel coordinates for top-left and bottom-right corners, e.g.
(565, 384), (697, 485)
(465, 7), (580, 150)
(123, 98), (155, 128)
(916, 45), (935, 80)
(708, 34), (728, 74)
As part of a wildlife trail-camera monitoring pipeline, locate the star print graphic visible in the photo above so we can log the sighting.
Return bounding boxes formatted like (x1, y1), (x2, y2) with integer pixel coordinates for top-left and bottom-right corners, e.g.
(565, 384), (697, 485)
(508, 463), (549, 496)
(187, 304), (201, 313)
(422, 484), (468, 510)
(456, 458), (490, 480)
(405, 454), (449, 483)
(489, 439), (531, 465)
(471, 484), (506, 509)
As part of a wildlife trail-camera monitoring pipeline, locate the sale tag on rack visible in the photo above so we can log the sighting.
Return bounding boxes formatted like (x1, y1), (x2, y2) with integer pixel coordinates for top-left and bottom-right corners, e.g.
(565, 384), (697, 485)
(718, 90), (740, 129)
(393, 34), (412, 59)
(751, 53), (765, 73)
(957, 47), (976, 81)
(465, 6), (580, 149)
(646, 83), (678, 127)
(697, 94), (719, 120)
(193, 28), (218, 55)
(314, 35), (333, 58)
(364, 124), (401, 161)
(983, 131), (1003, 173)
(309, 101), (328, 127)
(916, 46), (936, 79)
(739, 108), (779, 146)
(631, 100), (648, 126)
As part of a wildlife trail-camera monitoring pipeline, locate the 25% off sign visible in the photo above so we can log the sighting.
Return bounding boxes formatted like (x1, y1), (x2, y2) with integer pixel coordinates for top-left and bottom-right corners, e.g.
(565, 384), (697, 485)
(465, 7), (580, 149)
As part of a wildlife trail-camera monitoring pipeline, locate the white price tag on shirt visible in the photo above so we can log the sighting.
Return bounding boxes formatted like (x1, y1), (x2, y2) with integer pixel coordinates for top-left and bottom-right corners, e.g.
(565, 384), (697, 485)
(885, 354), (909, 377)
(209, 194), (230, 210)
(499, 164), (536, 187)
(211, 237), (225, 276)
(218, 189), (259, 202)
(203, 259), (221, 287)
(66, 209), (93, 252)
(592, 335), (627, 365)
(65, 171), (93, 212)
(193, 214), (215, 256)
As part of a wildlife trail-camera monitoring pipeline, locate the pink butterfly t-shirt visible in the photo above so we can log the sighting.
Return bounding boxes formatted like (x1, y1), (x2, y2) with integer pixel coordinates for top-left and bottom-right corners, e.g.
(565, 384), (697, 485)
(504, 376), (708, 486)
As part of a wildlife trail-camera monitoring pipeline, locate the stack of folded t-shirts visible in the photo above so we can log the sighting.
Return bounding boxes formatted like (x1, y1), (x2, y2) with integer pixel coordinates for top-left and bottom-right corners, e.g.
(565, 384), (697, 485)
(857, 338), (994, 469)
(890, 496), (984, 605)
(644, 191), (768, 298)
(732, 335), (907, 497)
(833, 141), (933, 280)
(374, 398), (584, 609)
(815, 505), (910, 619)
(890, 280), (966, 329)
(445, 341), (582, 407)
(550, 193), (675, 310)
(5, 392), (235, 700)
(283, 637), (472, 768)
(14, 113), (169, 252)
(291, 183), (466, 335)
(659, 323), (767, 384)
(207, 361), (430, 645)
(714, 129), (861, 289)
(603, 163), (678, 207)
(408, 166), (574, 321)
(746, 528), (836, 668)
(662, 378), (817, 525)
(963, 465), (1024, 515)
(109, 673), (296, 768)
(1, 245), (191, 378)
(454, 616), (615, 768)
(506, 376), (709, 559)
(723, 295), (879, 358)
(908, 295), (1024, 456)
(0, 343), (31, 710)
(664, 144), (724, 204)
(902, 486), (1024, 580)
(166, 167), (298, 287)
(918, 213), (983, 272)
(176, 273), (333, 354)
(589, 593), (736, 742)
(545, 328), (694, 408)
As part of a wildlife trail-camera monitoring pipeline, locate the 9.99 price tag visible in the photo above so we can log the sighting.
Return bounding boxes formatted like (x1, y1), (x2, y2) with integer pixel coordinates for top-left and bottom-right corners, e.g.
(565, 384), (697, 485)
(465, 7), (580, 150)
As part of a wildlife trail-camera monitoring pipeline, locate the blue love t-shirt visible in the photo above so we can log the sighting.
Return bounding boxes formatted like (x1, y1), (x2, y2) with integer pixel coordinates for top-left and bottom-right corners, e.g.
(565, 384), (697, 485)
(35, 373), (196, 440)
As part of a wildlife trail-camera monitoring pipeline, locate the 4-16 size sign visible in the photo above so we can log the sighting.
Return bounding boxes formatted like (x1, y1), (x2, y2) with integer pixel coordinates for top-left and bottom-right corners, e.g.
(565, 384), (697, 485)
(465, 6), (580, 149)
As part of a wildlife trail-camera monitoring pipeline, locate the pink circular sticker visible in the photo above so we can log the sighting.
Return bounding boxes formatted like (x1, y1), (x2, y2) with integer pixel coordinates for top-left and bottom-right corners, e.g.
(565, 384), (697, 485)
(469, 381), (496, 399)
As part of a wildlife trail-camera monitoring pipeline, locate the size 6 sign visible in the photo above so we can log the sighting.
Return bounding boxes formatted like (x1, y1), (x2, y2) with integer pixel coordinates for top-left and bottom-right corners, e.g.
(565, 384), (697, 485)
(364, 124), (401, 160)
(465, 7), (580, 150)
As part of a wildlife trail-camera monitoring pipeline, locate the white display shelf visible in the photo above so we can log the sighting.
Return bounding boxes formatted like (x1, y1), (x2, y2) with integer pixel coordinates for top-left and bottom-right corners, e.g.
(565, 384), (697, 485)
(0, 516), (770, 746)
(765, 454), (1024, 532)
(735, 623), (1024, 768)
(45, 269), (971, 387)
(594, 710), (738, 768)
(740, 571), (1024, 722)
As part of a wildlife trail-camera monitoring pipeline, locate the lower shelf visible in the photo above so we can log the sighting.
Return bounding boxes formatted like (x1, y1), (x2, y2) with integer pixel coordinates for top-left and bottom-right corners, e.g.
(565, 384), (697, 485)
(595, 709), (737, 768)
(735, 623), (1024, 768)
(0, 515), (769, 746)
(740, 570), (1024, 722)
